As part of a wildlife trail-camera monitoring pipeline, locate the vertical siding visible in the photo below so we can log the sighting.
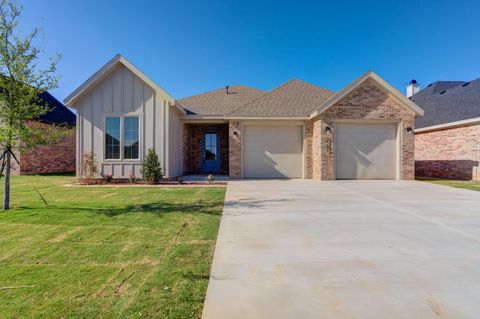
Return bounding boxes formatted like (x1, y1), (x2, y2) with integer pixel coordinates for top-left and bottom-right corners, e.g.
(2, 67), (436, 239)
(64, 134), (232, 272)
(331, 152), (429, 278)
(155, 97), (166, 173)
(144, 85), (155, 152)
(169, 107), (183, 177)
(123, 68), (133, 112)
(74, 64), (173, 178)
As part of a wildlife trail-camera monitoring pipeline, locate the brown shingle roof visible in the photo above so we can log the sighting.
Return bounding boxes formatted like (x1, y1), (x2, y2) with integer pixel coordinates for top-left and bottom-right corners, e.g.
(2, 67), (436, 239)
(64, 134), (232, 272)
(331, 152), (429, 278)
(229, 79), (335, 117)
(176, 85), (264, 116)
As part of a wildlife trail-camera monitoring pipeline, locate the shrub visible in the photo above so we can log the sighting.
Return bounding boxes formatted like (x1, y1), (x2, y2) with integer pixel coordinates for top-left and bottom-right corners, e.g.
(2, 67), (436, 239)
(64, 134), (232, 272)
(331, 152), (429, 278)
(205, 174), (215, 183)
(80, 152), (98, 185)
(129, 171), (137, 184)
(176, 176), (183, 184)
(102, 173), (113, 183)
(141, 149), (163, 184)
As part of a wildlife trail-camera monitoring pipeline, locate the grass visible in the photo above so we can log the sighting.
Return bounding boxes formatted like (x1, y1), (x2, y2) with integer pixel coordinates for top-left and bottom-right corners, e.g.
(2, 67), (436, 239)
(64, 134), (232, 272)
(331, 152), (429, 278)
(417, 177), (480, 192)
(0, 174), (226, 318)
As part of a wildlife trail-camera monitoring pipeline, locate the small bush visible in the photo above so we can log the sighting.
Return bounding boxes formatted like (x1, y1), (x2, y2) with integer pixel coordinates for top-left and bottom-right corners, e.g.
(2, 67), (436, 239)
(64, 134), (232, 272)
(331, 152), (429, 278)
(80, 152), (98, 185)
(102, 173), (113, 183)
(176, 176), (183, 184)
(206, 174), (215, 183)
(129, 171), (137, 184)
(141, 149), (163, 184)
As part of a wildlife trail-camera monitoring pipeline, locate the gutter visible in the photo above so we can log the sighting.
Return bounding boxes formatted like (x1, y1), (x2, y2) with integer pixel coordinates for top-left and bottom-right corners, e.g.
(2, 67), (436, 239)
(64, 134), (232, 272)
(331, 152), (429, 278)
(415, 117), (480, 133)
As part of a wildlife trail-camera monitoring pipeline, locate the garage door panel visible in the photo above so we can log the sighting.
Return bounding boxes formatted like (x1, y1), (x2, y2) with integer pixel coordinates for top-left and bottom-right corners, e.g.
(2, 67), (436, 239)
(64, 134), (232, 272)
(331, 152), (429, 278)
(335, 123), (397, 179)
(244, 126), (302, 178)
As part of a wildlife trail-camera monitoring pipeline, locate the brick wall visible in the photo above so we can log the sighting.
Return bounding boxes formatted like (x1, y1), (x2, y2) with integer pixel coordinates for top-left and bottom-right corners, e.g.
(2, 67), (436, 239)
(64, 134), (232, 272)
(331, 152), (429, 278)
(307, 78), (416, 180)
(229, 121), (242, 178)
(415, 124), (480, 180)
(183, 123), (229, 175)
(14, 122), (76, 175)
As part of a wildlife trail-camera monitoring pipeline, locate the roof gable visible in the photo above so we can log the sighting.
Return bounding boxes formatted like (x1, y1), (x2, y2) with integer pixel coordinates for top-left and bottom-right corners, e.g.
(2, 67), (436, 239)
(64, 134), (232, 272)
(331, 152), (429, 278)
(310, 71), (424, 119)
(229, 79), (334, 117)
(64, 54), (181, 112)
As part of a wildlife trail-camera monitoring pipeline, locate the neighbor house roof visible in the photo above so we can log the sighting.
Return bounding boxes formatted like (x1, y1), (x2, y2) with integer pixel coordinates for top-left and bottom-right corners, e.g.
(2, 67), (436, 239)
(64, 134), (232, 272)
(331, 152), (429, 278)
(413, 78), (480, 129)
(37, 91), (76, 127)
(176, 85), (264, 116)
(228, 79), (334, 118)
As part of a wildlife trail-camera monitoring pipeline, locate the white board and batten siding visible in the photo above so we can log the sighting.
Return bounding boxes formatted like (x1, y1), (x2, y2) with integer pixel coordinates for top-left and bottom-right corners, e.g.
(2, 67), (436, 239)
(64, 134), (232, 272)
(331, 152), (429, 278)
(75, 64), (182, 178)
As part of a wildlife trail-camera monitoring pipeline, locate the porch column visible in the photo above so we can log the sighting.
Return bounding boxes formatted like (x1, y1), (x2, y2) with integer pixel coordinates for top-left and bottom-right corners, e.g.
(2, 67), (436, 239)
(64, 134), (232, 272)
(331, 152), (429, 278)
(229, 121), (241, 178)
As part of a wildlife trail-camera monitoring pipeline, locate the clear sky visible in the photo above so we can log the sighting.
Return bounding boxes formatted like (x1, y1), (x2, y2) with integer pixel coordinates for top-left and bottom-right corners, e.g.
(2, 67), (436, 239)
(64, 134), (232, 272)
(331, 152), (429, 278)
(22, 0), (480, 102)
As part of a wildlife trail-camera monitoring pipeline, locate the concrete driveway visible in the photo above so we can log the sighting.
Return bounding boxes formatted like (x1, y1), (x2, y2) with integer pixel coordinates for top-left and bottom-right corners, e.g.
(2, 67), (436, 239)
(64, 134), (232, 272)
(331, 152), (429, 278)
(202, 180), (480, 319)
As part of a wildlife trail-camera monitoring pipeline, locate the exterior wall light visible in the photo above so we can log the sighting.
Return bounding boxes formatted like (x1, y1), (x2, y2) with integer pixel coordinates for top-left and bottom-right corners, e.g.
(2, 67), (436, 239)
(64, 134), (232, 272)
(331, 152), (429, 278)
(406, 127), (413, 135)
(325, 126), (331, 133)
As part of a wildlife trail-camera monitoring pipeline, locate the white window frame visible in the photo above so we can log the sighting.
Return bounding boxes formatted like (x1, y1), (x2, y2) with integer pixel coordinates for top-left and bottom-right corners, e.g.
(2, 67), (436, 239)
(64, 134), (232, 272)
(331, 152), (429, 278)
(104, 115), (142, 162)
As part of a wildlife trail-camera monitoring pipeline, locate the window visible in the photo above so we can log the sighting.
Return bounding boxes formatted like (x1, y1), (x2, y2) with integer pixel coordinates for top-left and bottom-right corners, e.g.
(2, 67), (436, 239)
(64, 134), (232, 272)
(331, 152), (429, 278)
(124, 117), (139, 159)
(105, 116), (140, 160)
(204, 132), (217, 160)
(105, 117), (120, 159)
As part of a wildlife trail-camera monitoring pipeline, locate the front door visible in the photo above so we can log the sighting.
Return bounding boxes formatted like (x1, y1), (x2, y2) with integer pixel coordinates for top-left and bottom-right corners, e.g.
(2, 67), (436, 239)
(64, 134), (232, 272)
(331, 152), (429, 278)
(203, 131), (220, 173)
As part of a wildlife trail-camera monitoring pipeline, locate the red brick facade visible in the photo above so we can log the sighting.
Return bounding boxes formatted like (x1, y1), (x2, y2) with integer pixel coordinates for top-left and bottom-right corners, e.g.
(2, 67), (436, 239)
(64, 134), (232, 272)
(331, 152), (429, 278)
(183, 123), (229, 175)
(306, 78), (416, 180)
(12, 123), (76, 175)
(415, 124), (480, 180)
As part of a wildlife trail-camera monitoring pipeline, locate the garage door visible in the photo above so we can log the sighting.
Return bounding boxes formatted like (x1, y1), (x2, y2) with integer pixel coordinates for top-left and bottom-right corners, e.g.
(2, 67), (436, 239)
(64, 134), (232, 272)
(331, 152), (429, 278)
(335, 123), (397, 179)
(243, 126), (303, 178)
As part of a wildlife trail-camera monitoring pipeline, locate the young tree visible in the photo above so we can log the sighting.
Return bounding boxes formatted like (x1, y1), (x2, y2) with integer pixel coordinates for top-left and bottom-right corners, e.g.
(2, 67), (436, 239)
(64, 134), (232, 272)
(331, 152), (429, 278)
(0, 0), (60, 210)
(141, 149), (163, 184)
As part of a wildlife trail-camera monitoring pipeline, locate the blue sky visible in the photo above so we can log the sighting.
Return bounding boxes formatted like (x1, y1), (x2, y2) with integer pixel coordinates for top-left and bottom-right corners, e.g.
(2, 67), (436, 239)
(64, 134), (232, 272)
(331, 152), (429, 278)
(22, 0), (480, 101)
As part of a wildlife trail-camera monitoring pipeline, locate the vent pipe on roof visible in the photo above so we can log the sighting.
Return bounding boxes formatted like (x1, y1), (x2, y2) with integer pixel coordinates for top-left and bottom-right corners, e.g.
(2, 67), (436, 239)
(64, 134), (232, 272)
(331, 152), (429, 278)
(225, 85), (229, 94)
(406, 79), (420, 98)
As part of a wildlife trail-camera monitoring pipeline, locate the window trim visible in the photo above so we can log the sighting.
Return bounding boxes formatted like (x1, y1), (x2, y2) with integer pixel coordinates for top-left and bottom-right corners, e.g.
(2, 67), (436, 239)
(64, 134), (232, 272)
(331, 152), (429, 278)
(103, 114), (142, 162)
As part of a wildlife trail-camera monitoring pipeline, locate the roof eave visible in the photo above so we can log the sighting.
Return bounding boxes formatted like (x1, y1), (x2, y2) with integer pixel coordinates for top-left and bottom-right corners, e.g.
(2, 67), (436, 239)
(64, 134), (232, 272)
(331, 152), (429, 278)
(224, 115), (309, 120)
(415, 117), (480, 133)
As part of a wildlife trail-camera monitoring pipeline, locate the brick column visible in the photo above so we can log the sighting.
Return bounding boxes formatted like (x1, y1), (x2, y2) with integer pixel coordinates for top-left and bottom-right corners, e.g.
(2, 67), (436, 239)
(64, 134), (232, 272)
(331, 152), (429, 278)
(229, 121), (241, 178)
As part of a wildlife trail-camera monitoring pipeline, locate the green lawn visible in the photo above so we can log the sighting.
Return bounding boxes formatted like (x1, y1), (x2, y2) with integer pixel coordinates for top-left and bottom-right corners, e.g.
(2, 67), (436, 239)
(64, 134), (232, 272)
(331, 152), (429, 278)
(417, 177), (480, 192)
(0, 174), (225, 318)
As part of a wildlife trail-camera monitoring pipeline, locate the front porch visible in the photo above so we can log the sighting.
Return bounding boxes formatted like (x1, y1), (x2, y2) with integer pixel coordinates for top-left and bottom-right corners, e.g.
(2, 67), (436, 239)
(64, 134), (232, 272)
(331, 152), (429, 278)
(183, 123), (230, 175)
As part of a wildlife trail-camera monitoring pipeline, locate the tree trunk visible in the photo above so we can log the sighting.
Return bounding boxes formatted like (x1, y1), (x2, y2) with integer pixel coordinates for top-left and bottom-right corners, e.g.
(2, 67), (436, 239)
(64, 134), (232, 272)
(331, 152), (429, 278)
(3, 150), (11, 210)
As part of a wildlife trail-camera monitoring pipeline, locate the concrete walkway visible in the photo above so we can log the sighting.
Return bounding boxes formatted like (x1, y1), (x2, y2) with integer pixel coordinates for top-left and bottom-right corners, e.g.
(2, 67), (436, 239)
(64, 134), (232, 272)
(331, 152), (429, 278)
(202, 180), (480, 319)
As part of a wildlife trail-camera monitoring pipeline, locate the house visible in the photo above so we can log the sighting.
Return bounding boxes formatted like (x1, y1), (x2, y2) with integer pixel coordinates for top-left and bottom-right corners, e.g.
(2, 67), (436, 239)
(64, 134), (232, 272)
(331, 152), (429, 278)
(64, 55), (423, 180)
(12, 91), (76, 175)
(412, 78), (480, 180)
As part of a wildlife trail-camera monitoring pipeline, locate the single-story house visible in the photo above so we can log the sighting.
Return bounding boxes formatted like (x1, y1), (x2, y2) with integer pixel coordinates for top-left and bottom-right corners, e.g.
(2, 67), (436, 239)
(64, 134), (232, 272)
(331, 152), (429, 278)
(412, 77), (480, 180)
(12, 91), (76, 175)
(64, 54), (424, 180)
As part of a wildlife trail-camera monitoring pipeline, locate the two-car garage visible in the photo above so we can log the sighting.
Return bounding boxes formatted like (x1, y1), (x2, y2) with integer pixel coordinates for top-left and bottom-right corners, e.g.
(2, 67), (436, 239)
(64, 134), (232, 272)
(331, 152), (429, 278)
(241, 122), (399, 180)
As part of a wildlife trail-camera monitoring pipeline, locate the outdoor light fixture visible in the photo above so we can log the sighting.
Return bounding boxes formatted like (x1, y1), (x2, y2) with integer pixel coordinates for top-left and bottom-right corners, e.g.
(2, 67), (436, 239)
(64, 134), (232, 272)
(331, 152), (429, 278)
(325, 126), (331, 132)
(406, 127), (413, 134)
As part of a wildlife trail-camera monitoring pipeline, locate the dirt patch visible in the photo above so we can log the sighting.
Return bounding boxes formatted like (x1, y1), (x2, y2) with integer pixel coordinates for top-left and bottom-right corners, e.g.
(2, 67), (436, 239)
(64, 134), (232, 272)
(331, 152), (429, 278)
(427, 296), (443, 317)
(46, 226), (81, 243)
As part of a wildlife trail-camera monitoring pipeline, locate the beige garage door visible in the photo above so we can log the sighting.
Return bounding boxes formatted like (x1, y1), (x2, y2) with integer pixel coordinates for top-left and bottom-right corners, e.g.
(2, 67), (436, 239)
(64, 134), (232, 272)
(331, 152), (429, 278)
(243, 126), (303, 178)
(335, 123), (397, 179)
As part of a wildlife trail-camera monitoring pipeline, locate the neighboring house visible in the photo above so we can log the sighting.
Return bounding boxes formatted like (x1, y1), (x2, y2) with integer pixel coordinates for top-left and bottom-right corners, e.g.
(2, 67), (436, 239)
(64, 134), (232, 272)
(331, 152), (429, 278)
(412, 78), (480, 180)
(64, 55), (423, 180)
(11, 91), (76, 175)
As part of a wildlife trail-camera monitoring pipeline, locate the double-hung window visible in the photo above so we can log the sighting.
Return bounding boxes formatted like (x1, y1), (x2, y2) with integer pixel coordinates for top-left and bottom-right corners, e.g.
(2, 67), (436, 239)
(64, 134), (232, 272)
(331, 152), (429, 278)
(105, 116), (140, 160)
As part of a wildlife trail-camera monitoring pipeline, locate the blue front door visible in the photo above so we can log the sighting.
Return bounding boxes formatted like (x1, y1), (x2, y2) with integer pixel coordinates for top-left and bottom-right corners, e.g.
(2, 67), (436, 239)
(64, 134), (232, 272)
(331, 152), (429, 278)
(203, 131), (220, 172)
